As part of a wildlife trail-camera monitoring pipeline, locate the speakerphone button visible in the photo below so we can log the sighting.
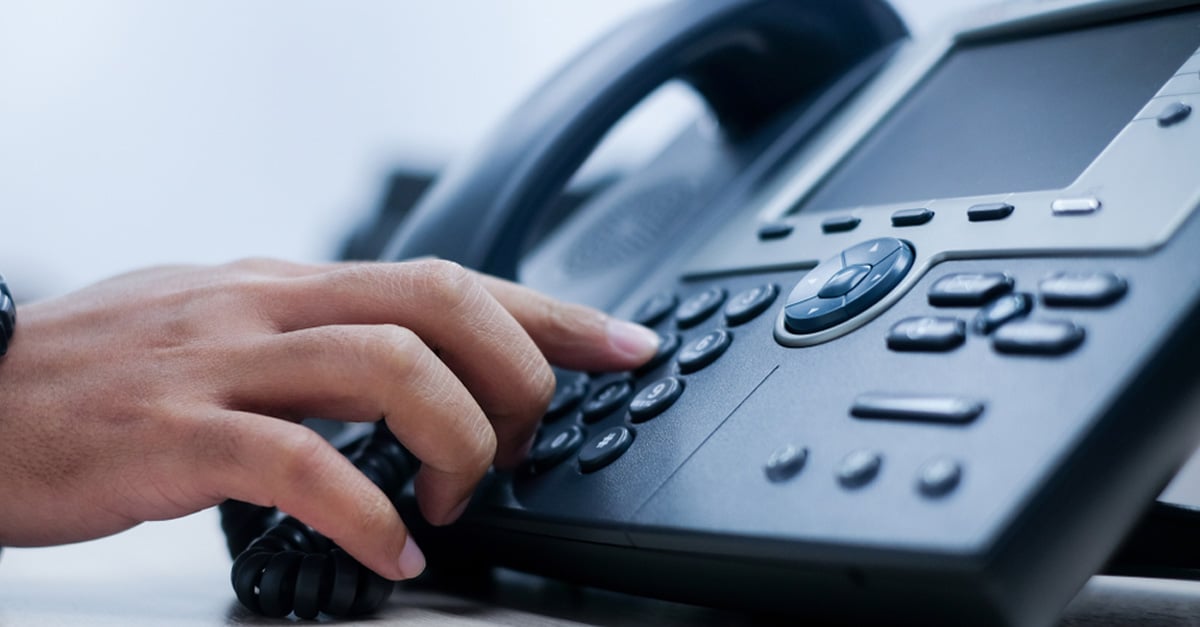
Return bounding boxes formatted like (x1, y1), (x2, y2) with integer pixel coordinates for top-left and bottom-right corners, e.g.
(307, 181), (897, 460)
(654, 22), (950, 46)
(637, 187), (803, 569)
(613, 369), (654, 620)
(677, 329), (732, 374)
(724, 284), (778, 326)
(628, 377), (684, 423)
(578, 426), (634, 473)
(675, 288), (726, 329)
(837, 450), (882, 488)
(887, 317), (966, 352)
(928, 273), (1014, 306)
(967, 202), (1014, 222)
(1039, 272), (1127, 307)
(993, 320), (1085, 355)
(891, 208), (934, 227)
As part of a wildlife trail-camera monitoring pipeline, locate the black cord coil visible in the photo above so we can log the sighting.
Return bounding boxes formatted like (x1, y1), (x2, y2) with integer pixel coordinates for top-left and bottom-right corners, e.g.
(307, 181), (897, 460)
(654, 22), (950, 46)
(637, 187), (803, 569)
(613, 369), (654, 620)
(220, 424), (418, 619)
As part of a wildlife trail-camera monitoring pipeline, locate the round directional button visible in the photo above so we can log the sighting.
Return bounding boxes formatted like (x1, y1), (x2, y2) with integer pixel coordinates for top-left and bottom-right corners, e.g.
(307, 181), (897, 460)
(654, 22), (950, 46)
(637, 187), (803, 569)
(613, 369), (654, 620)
(676, 329), (732, 374)
(628, 377), (684, 423)
(578, 426), (634, 473)
(784, 238), (913, 335)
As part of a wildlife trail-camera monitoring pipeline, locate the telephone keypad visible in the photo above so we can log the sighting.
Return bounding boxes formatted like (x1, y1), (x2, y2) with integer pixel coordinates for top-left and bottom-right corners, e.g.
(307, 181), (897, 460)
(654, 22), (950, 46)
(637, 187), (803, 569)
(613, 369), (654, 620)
(992, 319), (1086, 355)
(578, 426), (634, 473)
(677, 329), (732, 373)
(887, 316), (966, 351)
(580, 379), (634, 422)
(675, 287), (726, 329)
(628, 376), (685, 423)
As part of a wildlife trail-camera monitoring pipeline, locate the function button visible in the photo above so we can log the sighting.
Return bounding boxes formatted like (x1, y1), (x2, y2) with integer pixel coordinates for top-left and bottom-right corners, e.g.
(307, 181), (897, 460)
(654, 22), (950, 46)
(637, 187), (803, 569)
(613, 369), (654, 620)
(758, 222), (794, 240)
(967, 202), (1014, 222)
(841, 244), (914, 317)
(1158, 102), (1192, 127)
(628, 376), (684, 423)
(632, 291), (677, 327)
(580, 379), (634, 422)
(837, 450), (882, 489)
(841, 237), (905, 267)
(578, 426), (634, 473)
(928, 273), (1014, 306)
(675, 287), (726, 329)
(635, 332), (680, 377)
(764, 444), (808, 483)
(917, 458), (963, 497)
(887, 317), (966, 352)
(973, 293), (1033, 335)
(1051, 197), (1101, 216)
(821, 215), (861, 234)
(818, 264), (871, 299)
(545, 373), (588, 422)
(1039, 272), (1127, 307)
(529, 424), (585, 473)
(783, 296), (848, 334)
(724, 284), (779, 326)
(851, 393), (984, 424)
(677, 329), (732, 374)
(891, 208), (934, 227)
(993, 320), (1085, 355)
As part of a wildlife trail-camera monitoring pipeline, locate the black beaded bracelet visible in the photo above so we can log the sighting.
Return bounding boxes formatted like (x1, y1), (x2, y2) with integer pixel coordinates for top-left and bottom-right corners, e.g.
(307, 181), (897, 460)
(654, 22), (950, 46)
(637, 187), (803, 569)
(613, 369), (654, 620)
(0, 276), (15, 356)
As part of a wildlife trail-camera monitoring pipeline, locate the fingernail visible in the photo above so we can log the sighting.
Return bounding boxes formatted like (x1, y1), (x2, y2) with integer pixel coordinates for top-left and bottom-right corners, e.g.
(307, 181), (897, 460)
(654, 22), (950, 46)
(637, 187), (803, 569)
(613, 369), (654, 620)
(398, 537), (426, 580)
(606, 317), (660, 361)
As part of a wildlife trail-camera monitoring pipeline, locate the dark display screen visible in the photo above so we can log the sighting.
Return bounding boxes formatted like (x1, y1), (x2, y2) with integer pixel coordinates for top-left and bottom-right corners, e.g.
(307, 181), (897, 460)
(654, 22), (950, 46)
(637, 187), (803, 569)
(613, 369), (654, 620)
(796, 8), (1200, 212)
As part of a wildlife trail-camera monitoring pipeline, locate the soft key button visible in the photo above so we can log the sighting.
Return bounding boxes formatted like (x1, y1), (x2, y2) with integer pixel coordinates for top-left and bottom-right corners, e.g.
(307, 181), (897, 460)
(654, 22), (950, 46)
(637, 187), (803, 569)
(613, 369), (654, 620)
(887, 317), (966, 351)
(1039, 272), (1127, 307)
(1051, 197), (1101, 216)
(928, 273), (1014, 307)
(993, 320), (1085, 355)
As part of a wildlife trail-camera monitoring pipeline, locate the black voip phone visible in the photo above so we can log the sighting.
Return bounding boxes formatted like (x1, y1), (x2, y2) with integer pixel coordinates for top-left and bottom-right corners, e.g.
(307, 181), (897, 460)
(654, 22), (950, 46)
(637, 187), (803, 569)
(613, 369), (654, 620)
(218, 0), (1200, 624)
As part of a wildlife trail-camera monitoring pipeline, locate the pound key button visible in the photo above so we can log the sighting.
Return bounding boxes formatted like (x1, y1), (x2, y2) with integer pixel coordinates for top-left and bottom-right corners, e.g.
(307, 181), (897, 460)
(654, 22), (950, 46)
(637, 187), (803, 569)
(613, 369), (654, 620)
(928, 273), (1014, 306)
(675, 287), (726, 329)
(677, 329), (732, 374)
(724, 284), (778, 326)
(628, 376), (684, 423)
(578, 426), (634, 473)
(580, 379), (634, 422)
(529, 424), (585, 473)
(887, 317), (966, 352)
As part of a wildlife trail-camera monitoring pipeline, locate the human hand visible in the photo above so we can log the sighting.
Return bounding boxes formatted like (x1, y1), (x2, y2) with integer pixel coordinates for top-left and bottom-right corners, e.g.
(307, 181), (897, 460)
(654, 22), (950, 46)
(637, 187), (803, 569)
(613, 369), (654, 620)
(0, 258), (658, 581)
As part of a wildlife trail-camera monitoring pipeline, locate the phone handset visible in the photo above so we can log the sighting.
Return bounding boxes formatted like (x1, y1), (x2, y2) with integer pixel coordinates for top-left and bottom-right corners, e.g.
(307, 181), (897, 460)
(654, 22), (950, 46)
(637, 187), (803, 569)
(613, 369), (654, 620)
(381, 0), (906, 279)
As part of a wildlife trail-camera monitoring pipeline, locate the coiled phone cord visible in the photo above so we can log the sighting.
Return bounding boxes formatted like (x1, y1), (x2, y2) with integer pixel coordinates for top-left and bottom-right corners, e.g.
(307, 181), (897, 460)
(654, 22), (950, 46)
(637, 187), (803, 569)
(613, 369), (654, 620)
(219, 423), (417, 619)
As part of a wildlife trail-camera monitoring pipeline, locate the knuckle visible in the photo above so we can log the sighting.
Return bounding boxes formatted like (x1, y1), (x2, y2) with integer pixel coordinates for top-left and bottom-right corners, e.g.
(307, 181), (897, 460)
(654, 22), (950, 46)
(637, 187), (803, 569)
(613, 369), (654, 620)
(272, 428), (330, 488)
(411, 259), (479, 311)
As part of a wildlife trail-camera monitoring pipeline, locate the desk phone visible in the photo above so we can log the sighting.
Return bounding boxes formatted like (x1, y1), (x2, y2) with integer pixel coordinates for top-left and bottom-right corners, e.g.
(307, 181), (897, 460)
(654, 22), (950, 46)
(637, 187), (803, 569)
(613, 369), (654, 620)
(220, 1), (1200, 624)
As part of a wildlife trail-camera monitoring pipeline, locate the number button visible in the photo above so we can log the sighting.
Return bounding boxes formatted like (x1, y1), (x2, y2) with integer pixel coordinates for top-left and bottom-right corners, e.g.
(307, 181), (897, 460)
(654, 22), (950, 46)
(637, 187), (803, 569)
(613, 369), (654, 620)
(628, 377), (684, 423)
(677, 329), (732, 374)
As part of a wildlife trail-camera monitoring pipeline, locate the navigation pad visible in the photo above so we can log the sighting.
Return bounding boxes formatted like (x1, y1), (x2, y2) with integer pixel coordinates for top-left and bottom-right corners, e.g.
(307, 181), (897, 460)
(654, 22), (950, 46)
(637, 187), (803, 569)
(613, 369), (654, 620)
(783, 238), (914, 334)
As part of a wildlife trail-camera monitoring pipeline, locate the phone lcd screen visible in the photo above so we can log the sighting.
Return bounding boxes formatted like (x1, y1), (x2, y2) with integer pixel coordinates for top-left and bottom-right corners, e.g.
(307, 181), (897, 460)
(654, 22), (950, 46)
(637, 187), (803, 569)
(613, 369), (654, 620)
(794, 8), (1200, 213)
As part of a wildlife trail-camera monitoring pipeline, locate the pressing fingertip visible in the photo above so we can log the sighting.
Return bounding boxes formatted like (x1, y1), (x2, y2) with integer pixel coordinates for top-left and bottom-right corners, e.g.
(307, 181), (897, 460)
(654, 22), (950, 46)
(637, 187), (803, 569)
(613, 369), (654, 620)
(398, 537), (427, 580)
(605, 317), (660, 363)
